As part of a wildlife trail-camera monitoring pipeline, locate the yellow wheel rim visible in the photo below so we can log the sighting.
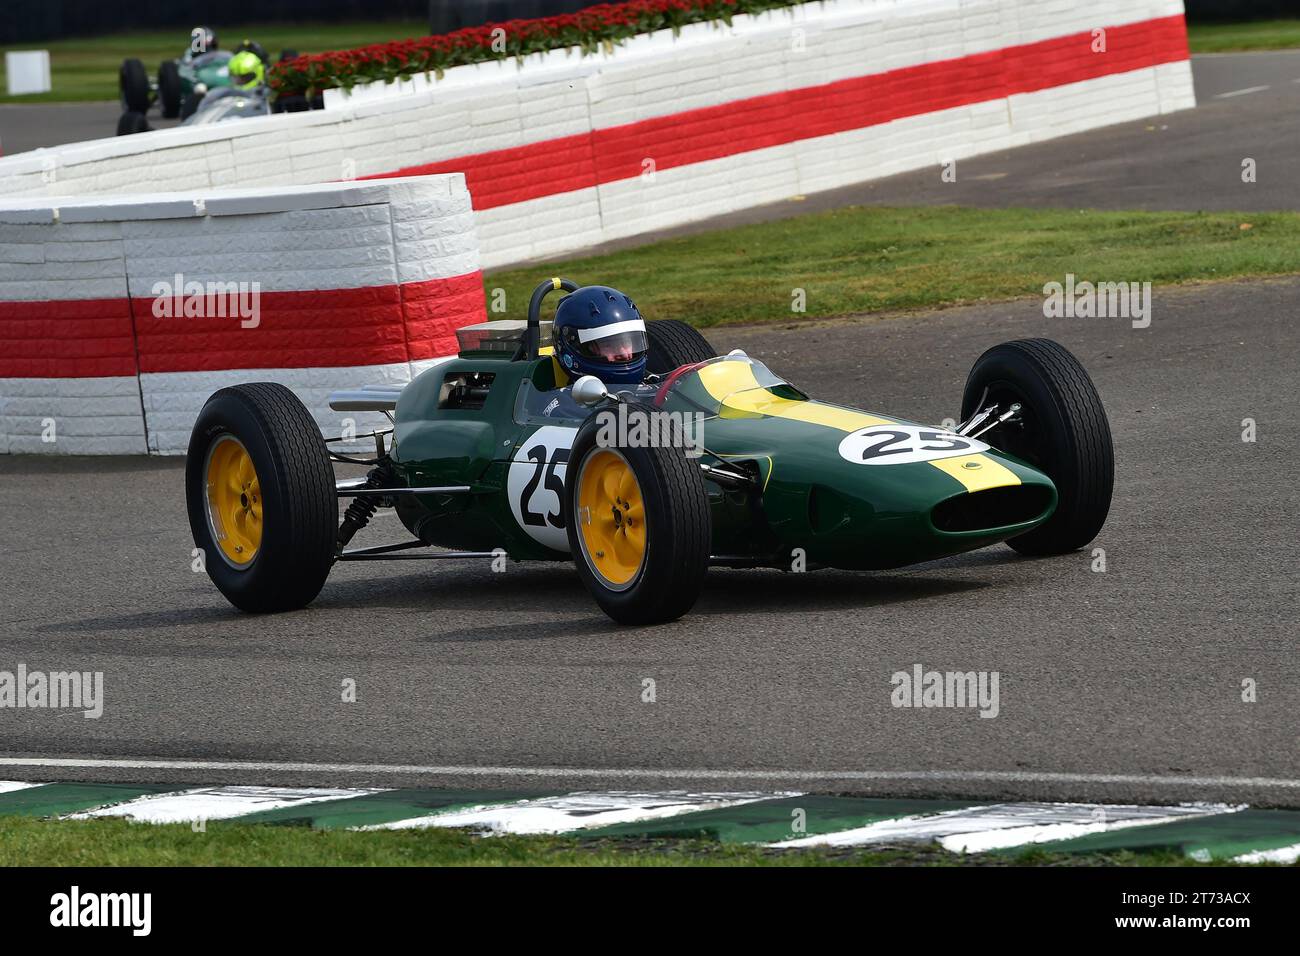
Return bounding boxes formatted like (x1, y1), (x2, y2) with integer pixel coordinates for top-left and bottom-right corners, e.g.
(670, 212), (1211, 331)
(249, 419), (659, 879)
(576, 449), (646, 590)
(204, 435), (262, 568)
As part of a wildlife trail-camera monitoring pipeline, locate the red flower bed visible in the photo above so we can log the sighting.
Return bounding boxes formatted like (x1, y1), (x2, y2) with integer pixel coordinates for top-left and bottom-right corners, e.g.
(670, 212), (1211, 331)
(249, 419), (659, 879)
(269, 0), (811, 97)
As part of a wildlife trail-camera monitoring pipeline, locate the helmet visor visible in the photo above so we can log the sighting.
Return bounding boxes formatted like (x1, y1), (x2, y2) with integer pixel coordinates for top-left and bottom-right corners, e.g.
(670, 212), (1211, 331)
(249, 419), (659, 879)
(574, 329), (647, 365)
(233, 72), (259, 87)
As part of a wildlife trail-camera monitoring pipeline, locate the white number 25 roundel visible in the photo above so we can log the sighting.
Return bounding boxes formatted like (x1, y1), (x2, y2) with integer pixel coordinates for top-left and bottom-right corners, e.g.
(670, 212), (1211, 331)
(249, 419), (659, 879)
(838, 424), (989, 465)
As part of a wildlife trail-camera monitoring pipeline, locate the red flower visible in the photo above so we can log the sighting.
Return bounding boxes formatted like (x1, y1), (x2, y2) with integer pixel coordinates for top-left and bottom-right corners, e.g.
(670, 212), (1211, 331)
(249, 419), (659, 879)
(272, 0), (804, 98)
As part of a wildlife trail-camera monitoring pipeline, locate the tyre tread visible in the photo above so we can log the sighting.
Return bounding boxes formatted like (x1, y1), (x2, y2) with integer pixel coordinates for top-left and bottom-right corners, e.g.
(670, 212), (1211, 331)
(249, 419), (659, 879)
(566, 405), (711, 624)
(645, 319), (716, 374)
(966, 338), (1113, 554)
(188, 382), (336, 612)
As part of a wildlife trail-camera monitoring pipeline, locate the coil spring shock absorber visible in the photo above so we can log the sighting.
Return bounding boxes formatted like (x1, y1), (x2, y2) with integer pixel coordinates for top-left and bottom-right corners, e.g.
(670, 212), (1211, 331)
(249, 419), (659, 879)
(336, 463), (395, 551)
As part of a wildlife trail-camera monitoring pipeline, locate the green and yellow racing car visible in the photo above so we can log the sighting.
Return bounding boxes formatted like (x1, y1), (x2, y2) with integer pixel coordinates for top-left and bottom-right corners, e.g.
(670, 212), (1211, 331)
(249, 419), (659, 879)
(185, 278), (1113, 625)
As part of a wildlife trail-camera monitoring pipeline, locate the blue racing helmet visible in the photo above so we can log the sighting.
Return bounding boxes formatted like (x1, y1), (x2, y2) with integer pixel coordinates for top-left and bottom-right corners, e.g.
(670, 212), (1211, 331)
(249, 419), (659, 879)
(552, 286), (648, 386)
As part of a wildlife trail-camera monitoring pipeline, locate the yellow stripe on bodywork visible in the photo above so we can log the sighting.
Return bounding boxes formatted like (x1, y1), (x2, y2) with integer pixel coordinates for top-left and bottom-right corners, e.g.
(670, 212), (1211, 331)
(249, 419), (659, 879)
(696, 360), (893, 431)
(690, 359), (1019, 494)
(549, 353), (569, 387)
(928, 453), (1021, 493)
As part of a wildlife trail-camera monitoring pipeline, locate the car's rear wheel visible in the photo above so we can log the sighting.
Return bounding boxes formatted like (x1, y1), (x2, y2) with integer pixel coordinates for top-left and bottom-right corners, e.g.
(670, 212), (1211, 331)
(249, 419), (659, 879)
(116, 111), (150, 136)
(157, 60), (182, 118)
(186, 383), (337, 612)
(645, 319), (716, 374)
(961, 338), (1113, 555)
(119, 58), (150, 113)
(565, 411), (710, 624)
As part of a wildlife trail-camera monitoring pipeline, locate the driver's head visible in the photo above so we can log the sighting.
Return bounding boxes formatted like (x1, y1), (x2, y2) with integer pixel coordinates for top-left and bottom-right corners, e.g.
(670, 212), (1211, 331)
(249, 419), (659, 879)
(228, 50), (264, 90)
(552, 286), (648, 386)
(192, 26), (218, 54)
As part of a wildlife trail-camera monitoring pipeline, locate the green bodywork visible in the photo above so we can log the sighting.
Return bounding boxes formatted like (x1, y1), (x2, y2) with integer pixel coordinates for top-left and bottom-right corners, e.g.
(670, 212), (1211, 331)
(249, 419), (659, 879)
(177, 50), (233, 99)
(388, 351), (1057, 570)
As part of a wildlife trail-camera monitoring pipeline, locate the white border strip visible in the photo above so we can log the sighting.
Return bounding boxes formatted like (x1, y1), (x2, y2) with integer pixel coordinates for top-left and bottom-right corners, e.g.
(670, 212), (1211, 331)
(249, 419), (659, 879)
(70, 785), (386, 824)
(1234, 843), (1300, 864)
(0, 781), (43, 795)
(365, 790), (789, 834)
(771, 802), (1238, 850)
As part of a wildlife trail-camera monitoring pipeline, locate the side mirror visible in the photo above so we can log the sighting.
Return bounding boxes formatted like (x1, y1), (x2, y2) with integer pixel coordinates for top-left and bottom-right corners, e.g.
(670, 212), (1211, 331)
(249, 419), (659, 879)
(572, 375), (609, 407)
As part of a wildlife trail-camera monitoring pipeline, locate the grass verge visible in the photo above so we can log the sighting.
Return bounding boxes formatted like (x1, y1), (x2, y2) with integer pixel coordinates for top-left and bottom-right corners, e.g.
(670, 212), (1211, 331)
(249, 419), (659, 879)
(1187, 18), (1300, 53)
(0, 816), (1262, 866)
(0, 20), (425, 104)
(487, 205), (1300, 328)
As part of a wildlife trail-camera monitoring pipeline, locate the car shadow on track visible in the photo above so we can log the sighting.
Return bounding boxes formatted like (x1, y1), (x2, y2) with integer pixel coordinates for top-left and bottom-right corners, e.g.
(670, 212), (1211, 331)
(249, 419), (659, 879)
(315, 564), (989, 642)
(693, 568), (988, 616)
(28, 563), (990, 640)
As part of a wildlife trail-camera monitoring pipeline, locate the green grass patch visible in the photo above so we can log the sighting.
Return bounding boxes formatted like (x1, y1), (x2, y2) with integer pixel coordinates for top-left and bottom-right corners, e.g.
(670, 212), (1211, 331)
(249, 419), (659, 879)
(1187, 18), (1300, 53)
(487, 206), (1300, 328)
(0, 816), (1262, 866)
(0, 20), (426, 104)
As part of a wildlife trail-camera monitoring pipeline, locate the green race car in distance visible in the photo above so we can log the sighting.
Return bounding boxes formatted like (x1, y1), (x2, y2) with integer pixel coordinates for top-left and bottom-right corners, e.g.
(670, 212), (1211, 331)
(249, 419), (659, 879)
(185, 278), (1114, 625)
(119, 26), (235, 121)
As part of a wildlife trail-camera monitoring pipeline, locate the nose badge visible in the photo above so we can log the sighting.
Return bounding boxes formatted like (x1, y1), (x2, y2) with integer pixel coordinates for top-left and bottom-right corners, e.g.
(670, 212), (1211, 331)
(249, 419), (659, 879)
(963, 461), (982, 470)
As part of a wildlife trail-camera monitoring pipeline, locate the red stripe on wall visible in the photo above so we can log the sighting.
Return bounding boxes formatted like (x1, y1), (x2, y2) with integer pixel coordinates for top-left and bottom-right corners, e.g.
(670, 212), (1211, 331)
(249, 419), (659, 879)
(403, 271), (490, 361)
(0, 299), (138, 379)
(132, 284), (409, 374)
(367, 14), (1188, 209)
(0, 272), (487, 377)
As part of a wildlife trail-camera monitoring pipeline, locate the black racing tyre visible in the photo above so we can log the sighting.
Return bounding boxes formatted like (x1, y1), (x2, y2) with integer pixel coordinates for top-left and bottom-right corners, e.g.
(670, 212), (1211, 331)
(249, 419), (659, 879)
(565, 408), (710, 625)
(186, 383), (337, 612)
(960, 338), (1113, 556)
(180, 91), (203, 120)
(157, 60), (182, 117)
(116, 111), (150, 136)
(273, 93), (310, 113)
(119, 58), (150, 113)
(644, 319), (716, 375)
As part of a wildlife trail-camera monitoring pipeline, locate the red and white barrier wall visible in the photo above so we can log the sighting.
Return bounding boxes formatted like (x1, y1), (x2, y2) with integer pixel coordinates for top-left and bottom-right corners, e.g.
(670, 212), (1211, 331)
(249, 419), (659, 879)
(0, 176), (485, 454)
(0, 0), (1195, 270)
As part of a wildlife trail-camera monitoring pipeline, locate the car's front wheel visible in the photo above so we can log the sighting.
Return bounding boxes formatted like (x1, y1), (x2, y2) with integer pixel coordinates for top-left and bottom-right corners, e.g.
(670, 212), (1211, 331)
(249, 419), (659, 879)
(119, 58), (150, 113)
(565, 409), (710, 624)
(961, 338), (1113, 555)
(186, 383), (337, 612)
(157, 60), (182, 118)
(180, 91), (203, 120)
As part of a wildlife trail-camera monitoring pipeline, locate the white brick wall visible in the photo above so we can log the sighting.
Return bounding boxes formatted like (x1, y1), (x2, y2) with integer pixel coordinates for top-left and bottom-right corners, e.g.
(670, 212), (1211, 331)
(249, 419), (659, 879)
(0, 176), (481, 455)
(0, 1), (1194, 271)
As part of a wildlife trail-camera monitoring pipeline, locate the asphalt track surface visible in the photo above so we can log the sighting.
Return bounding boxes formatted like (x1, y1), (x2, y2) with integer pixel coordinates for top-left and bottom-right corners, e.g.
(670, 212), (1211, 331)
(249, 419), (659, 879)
(1, 277), (1296, 805)
(0, 103), (180, 157)
(0, 50), (1297, 807)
